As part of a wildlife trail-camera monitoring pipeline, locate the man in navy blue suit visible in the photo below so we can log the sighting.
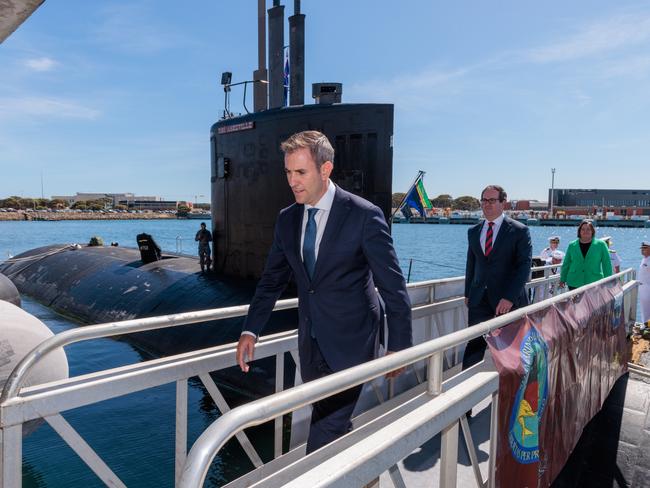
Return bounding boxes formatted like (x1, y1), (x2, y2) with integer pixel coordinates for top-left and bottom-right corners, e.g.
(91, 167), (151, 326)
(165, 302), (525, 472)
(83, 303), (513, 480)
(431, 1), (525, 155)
(236, 130), (412, 453)
(463, 185), (532, 376)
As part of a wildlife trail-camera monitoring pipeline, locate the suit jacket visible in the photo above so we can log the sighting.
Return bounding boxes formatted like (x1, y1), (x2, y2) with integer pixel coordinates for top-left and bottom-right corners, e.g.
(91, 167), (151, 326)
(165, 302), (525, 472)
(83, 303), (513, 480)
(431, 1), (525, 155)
(559, 238), (612, 288)
(464, 216), (532, 310)
(243, 186), (412, 373)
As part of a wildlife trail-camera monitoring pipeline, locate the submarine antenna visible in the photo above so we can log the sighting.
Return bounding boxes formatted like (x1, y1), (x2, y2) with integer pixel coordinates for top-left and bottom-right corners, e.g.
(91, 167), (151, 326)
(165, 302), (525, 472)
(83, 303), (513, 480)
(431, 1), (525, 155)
(253, 0), (268, 112)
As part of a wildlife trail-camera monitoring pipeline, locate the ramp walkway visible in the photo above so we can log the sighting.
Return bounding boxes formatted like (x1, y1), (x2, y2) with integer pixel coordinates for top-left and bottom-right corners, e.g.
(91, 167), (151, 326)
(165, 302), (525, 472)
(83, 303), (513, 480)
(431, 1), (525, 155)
(0, 266), (641, 487)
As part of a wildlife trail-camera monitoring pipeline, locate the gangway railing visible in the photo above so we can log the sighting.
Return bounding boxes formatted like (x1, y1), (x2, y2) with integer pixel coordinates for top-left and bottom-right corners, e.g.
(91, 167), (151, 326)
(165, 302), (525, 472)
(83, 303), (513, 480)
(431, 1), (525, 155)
(0, 262), (559, 405)
(0, 266), (628, 487)
(178, 323), (504, 488)
(179, 269), (638, 488)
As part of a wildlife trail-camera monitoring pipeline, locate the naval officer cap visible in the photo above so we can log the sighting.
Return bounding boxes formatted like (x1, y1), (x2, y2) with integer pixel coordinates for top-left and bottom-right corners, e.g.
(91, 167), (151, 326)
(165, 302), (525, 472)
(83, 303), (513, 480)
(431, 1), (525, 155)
(548, 235), (560, 242)
(642, 241), (650, 248)
(551, 250), (565, 259)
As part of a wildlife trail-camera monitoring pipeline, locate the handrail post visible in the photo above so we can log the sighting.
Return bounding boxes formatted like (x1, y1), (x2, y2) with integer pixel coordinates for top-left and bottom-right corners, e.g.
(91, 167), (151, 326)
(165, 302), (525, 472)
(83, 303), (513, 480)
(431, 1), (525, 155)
(175, 379), (188, 487)
(1, 425), (22, 488)
(487, 391), (499, 488)
(630, 269), (638, 320)
(274, 352), (284, 458)
(440, 420), (459, 488)
(427, 351), (443, 396)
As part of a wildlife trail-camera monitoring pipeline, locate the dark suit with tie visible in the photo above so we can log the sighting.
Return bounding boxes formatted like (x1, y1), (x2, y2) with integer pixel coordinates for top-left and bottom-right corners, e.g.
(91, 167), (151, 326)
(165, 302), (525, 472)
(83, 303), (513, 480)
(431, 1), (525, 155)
(243, 185), (412, 451)
(463, 215), (532, 370)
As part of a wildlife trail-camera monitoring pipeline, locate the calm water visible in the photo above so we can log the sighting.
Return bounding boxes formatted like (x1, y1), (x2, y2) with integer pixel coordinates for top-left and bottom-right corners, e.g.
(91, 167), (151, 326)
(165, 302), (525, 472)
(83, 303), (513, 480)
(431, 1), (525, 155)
(393, 222), (650, 283)
(1, 219), (649, 486)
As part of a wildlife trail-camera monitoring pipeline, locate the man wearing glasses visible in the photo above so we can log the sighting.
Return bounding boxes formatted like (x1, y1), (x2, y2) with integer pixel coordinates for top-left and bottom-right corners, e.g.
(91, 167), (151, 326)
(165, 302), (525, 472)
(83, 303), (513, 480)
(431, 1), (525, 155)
(462, 185), (532, 387)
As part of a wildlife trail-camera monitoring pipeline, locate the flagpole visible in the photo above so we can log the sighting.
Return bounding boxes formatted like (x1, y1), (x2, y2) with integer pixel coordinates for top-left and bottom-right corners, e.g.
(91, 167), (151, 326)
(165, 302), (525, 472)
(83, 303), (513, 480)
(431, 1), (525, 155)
(391, 170), (426, 221)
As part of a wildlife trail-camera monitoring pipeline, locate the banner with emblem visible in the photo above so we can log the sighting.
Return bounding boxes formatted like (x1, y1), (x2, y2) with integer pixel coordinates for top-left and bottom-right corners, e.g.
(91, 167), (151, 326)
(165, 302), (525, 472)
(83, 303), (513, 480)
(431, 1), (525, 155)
(486, 280), (628, 487)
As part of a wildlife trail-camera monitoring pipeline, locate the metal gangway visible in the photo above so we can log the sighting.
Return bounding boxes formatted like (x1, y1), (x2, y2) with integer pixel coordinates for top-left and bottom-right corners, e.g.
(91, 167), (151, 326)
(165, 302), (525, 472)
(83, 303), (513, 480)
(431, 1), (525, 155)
(0, 267), (638, 487)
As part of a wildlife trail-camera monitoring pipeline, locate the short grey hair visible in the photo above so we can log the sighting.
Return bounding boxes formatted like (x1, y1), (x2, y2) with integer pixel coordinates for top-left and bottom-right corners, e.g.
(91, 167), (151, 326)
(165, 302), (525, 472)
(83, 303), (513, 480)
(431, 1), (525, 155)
(280, 130), (334, 169)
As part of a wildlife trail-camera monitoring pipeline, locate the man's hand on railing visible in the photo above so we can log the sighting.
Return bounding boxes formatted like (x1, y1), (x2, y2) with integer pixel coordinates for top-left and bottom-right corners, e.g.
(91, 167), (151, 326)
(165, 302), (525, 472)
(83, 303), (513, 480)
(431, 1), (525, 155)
(384, 351), (406, 379)
(236, 335), (256, 373)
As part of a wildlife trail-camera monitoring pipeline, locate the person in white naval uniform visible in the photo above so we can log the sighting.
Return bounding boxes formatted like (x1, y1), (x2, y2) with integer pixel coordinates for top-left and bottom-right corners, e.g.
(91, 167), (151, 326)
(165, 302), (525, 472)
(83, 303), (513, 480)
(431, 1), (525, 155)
(639, 241), (650, 324)
(602, 236), (622, 273)
(540, 236), (563, 264)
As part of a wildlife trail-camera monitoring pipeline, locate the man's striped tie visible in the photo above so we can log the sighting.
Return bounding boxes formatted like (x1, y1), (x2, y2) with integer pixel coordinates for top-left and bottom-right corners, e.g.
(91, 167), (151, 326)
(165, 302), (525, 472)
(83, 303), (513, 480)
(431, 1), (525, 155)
(485, 221), (494, 256)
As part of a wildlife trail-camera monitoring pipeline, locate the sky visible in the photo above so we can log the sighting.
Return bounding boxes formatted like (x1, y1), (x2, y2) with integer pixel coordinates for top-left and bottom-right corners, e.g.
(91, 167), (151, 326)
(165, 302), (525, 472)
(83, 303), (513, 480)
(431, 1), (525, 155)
(1, 0), (649, 202)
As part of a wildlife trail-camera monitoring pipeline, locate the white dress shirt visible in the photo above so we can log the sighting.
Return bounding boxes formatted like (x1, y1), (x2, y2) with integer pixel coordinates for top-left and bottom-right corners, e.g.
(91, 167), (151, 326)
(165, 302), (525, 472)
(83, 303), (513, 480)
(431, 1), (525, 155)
(479, 213), (505, 254)
(300, 179), (336, 261)
(242, 180), (336, 339)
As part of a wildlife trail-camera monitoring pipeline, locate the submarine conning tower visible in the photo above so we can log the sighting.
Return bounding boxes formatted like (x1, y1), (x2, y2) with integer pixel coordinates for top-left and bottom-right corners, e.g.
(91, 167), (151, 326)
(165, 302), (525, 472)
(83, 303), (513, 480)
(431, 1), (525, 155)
(211, 0), (395, 281)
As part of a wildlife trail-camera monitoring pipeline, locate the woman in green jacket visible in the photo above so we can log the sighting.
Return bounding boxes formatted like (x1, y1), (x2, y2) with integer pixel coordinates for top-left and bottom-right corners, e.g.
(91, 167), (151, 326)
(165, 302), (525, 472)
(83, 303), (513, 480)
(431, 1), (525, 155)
(560, 220), (613, 290)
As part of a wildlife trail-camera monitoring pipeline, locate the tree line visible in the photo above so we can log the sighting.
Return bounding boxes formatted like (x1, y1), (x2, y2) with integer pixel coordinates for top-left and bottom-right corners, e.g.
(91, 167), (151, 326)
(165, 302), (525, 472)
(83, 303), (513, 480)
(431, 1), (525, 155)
(0, 196), (116, 211)
(0, 197), (212, 212)
(391, 193), (480, 211)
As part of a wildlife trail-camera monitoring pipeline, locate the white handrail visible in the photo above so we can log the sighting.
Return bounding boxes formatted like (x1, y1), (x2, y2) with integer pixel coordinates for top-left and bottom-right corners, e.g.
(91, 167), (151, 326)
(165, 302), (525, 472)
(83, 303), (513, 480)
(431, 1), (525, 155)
(178, 269), (637, 487)
(0, 269), (635, 487)
(1, 299), (301, 402)
(0, 263), (616, 404)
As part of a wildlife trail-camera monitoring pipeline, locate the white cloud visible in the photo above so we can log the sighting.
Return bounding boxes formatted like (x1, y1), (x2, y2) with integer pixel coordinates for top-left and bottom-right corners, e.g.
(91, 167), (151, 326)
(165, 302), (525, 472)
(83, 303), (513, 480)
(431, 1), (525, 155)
(602, 54), (650, 78)
(346, 65), (473, 113)
(528, 13), (650, 63)
(0, 97), (100, 120)
(94, 3), (185, 54)
(24, 57), (59, 72)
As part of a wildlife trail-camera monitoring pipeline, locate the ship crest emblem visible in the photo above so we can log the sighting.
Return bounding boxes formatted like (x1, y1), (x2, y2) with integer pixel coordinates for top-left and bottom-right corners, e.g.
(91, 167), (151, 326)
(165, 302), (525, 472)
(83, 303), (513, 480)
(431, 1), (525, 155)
(508, 326), (548, 464)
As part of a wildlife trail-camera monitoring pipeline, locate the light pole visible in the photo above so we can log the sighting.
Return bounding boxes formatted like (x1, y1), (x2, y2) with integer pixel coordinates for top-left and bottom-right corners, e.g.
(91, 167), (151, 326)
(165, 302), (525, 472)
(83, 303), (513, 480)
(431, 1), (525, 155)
(549, 168), (556, 218)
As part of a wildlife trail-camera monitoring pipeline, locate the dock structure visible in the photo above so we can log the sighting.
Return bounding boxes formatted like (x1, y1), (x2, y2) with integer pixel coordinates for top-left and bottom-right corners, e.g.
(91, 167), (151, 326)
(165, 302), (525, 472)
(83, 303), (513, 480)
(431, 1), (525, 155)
(0, 267), (645, 487)
(394, 216), (650, 228)
(535, 218), (650, 228)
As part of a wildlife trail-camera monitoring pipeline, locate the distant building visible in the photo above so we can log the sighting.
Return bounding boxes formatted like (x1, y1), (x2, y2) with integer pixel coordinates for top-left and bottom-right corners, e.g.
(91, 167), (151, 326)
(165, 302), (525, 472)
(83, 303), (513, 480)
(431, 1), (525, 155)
(508, 200), (531, 211)
(528, 200), (548, 211)
(549, 188), (650, 215)
(52, 192), (165, 207)
(116, 199), (181, 211)
(503, 200), (545, 212)
(550, 188), (650, 207)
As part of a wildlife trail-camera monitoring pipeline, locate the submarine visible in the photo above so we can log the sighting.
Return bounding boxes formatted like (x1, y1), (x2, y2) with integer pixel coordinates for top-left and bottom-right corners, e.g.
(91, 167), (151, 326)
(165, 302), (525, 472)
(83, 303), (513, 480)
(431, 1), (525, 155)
(0, 1), (395, 371)
(0, 272), (20, 307)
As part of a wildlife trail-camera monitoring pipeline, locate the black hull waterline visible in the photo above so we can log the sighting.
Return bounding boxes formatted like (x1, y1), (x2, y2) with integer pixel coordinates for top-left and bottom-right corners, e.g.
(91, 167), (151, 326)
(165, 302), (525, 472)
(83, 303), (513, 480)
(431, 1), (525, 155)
(0, 245), (297, 397)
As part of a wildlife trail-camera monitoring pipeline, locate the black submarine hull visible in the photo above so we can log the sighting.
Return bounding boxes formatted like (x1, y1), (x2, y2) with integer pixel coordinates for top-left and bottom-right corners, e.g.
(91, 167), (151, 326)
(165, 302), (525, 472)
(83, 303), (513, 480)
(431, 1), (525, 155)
(0, 272), (20, 307)
(0, 244), (296, 396)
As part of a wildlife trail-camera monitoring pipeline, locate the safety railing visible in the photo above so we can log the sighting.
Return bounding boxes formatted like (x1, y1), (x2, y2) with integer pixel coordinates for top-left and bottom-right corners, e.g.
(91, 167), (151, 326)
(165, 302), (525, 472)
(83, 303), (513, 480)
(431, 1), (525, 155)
(0, 267), (611, 487)
(179, 269), (638, 487)
(179, 325), (503, 488)
(528, 262), (563, 302)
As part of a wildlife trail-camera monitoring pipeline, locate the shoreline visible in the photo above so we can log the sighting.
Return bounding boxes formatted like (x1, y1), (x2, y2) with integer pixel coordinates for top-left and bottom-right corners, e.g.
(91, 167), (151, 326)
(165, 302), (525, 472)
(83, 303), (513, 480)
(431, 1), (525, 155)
(0, 211), (182, 221)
